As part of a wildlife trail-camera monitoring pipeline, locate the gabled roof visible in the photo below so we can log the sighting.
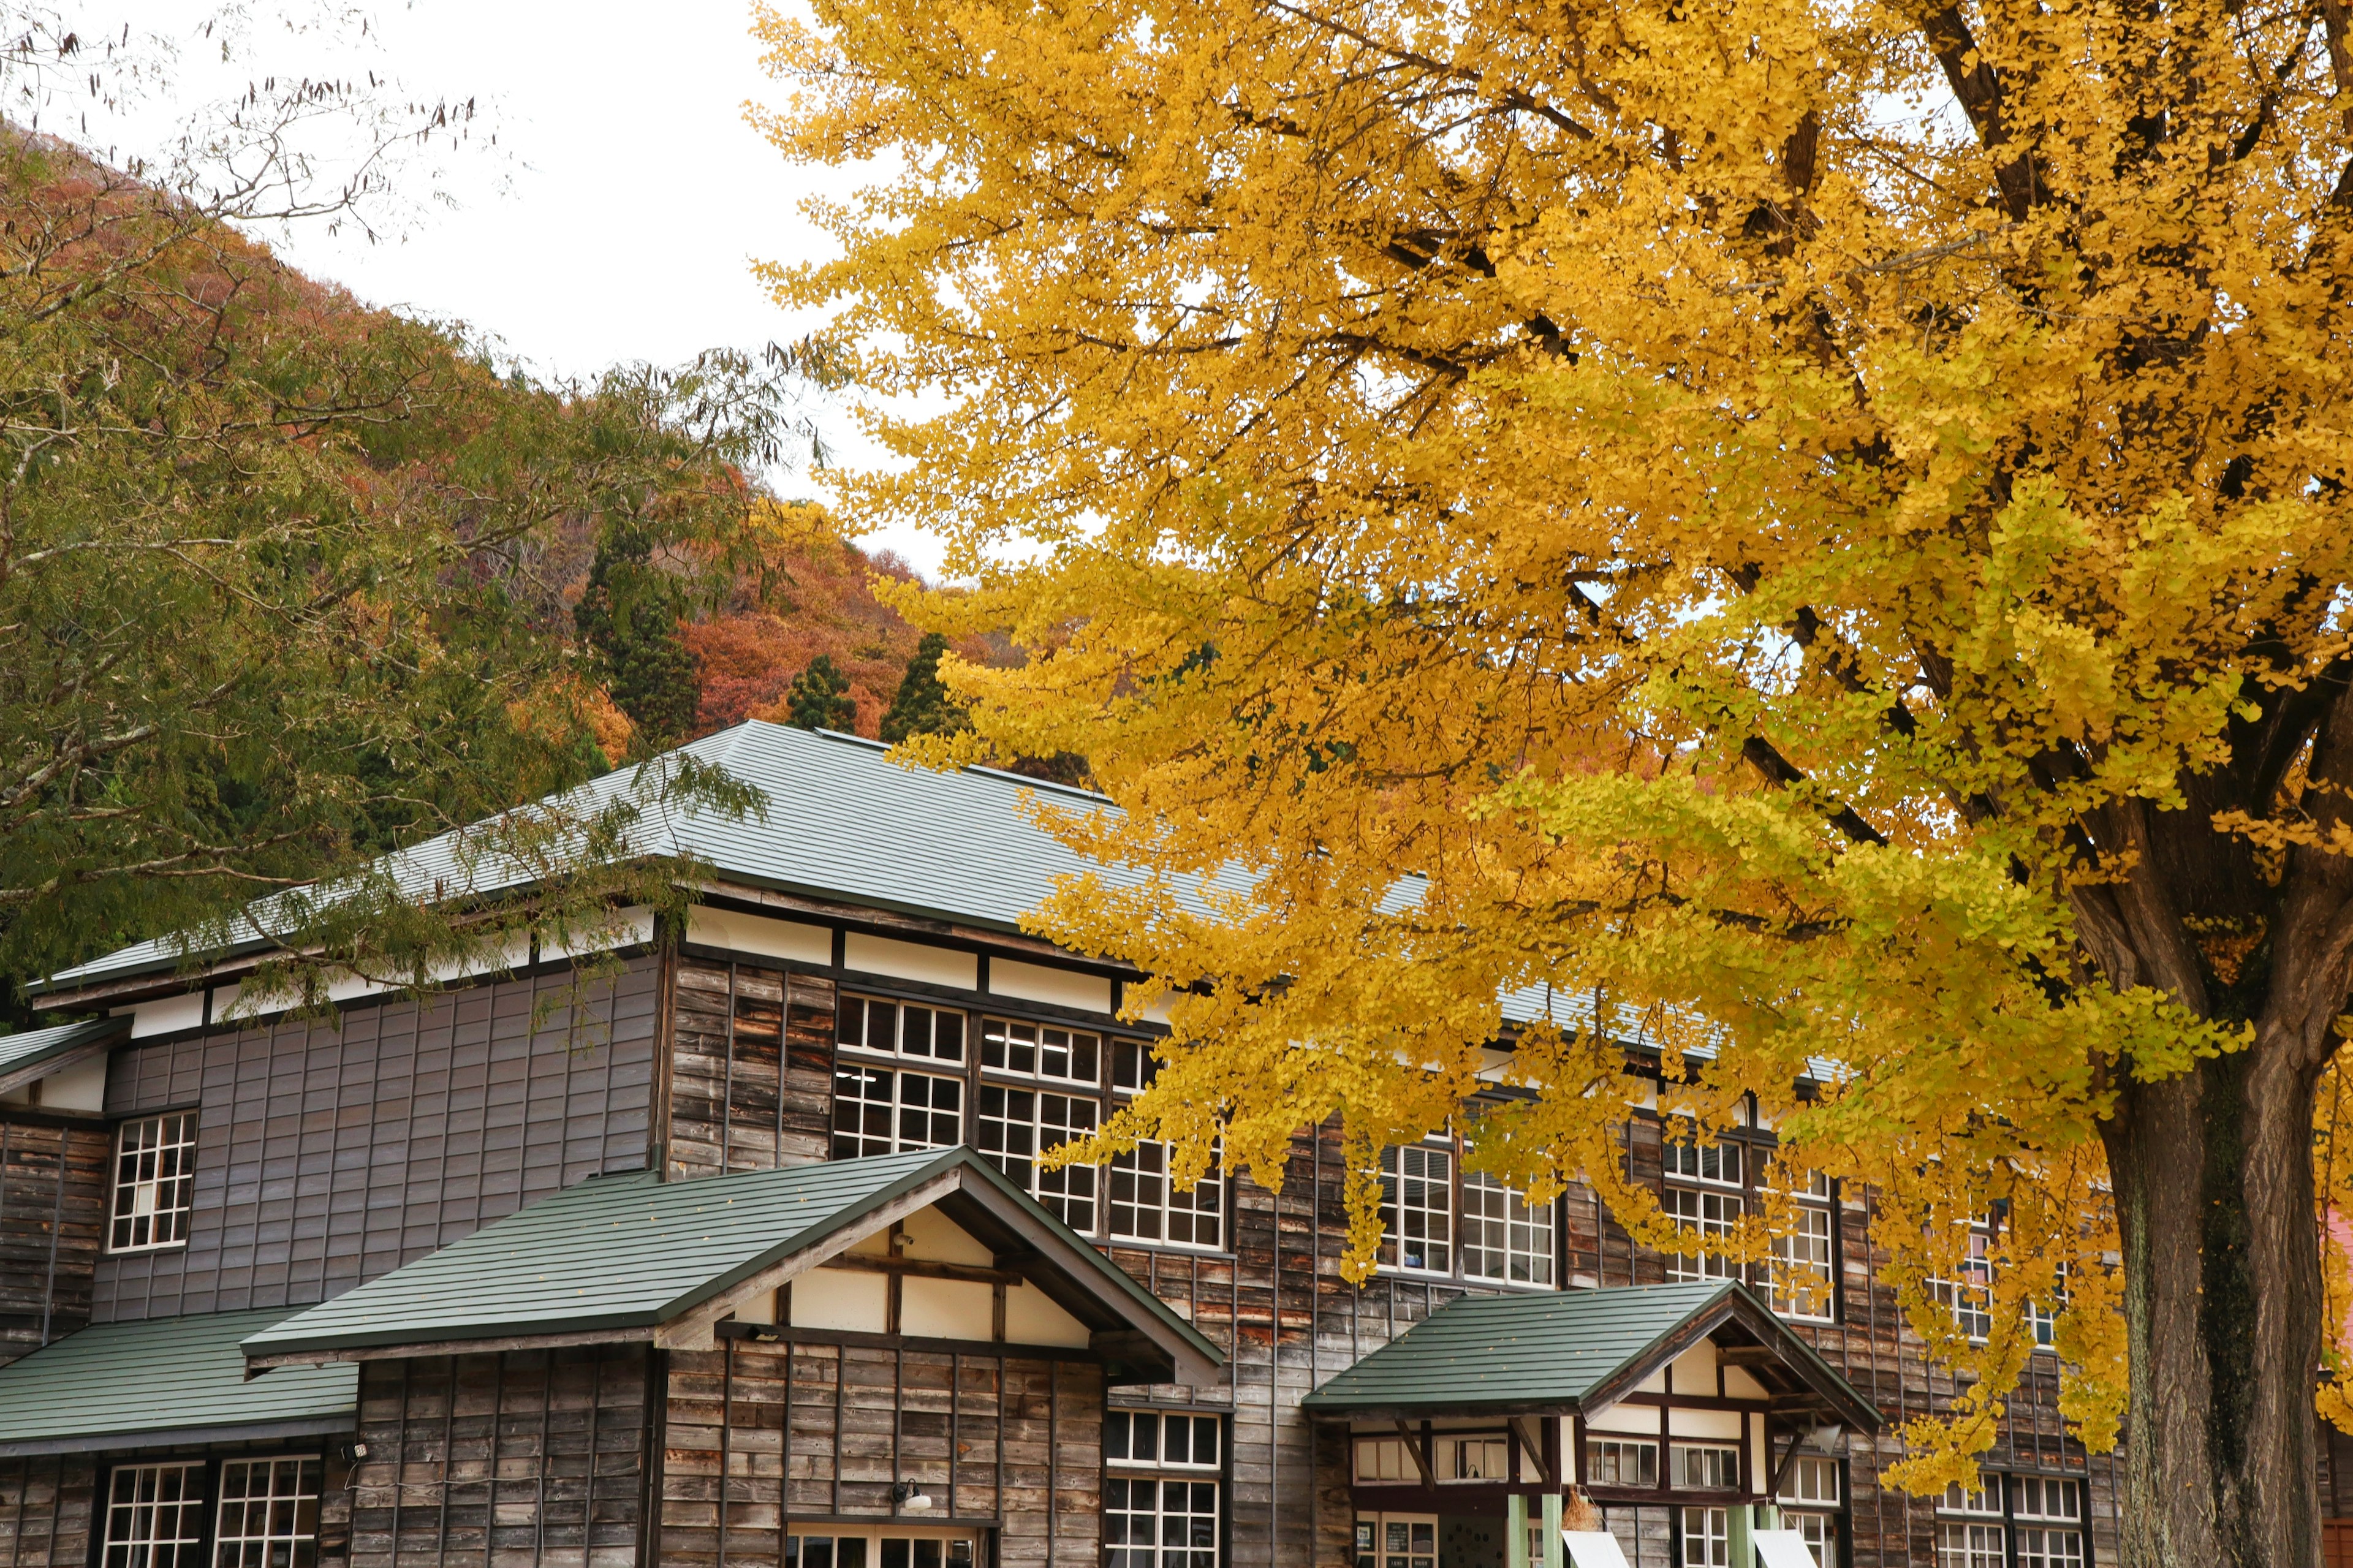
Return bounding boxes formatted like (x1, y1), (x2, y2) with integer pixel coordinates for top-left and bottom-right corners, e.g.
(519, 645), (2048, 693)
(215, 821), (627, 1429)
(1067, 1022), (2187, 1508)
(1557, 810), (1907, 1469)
(1297, 1280), (1879, 1431)
(0, 1309), (357, 1456)
(39, 722), (1161, 996)
(243, 1146), (1224, 1385)
(0, 1015), (128, 1097)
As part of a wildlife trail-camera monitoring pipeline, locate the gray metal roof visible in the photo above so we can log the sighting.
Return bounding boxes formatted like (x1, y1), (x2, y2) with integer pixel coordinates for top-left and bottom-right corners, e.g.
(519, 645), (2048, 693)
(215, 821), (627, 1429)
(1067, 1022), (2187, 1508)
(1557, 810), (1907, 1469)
(0, 1309), (357, 1456)
(42, 723), (1169, 993)
(0, 1016), (128, 1091)
(243, 1145), (1222, 1377)
(1297, 1280), (1879, 1429)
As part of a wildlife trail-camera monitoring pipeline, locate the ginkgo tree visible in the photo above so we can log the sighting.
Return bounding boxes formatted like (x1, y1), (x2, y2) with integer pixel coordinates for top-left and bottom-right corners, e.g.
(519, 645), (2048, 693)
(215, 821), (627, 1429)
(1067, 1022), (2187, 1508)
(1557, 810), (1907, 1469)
(760, 0), (2353, 1557)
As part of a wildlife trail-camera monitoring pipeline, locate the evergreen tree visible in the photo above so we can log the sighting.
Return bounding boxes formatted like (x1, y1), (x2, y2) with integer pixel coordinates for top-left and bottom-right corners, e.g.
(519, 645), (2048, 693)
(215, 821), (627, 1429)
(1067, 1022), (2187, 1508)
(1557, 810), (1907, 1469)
(574, 525), (702, 748)
(879, 632), (968, 743)
(785, 655), (857, 731)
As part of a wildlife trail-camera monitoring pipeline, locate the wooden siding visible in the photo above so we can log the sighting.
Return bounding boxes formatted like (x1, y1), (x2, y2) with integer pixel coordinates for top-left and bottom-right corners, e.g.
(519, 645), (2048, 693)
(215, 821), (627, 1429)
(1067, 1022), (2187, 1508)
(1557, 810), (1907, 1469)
(654, 1335), (1102, 1568)
(667, 960), (835, 1178)
(0, 1119), (107, 1365)
(0, 1455), (91, 1568)
(350, 1347), (651, 1568)
(97, 959), (663, 1323)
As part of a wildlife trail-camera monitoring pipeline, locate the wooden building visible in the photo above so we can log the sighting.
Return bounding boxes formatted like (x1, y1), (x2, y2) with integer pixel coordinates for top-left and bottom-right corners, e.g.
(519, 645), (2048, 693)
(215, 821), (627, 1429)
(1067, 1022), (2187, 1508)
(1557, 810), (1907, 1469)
(0, 721), (2118, 1568)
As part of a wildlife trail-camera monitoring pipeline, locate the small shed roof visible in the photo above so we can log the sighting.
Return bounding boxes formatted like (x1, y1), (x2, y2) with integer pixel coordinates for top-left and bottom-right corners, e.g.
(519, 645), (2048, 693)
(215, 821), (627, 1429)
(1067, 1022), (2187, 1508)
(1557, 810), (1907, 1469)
(0, 1016), (129, 1097)
(1298, 1280), (1879, 1431)
(243, 1146), (1224, 1384)
(0, 1309), (357, 1456)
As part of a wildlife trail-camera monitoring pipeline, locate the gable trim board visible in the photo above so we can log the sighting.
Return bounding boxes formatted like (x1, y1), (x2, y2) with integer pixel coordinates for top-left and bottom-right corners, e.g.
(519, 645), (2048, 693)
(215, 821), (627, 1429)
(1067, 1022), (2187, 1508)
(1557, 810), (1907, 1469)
(1297, 1279), (1881, 1432)
(0, 1308), (358, 1458)
(241, 1145), (1224, 1386)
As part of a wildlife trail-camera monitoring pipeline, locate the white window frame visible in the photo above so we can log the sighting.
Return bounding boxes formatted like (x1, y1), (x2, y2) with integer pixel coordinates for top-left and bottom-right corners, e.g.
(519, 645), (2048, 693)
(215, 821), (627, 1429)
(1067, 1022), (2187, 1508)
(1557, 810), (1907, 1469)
(213, 1456), (323, 1568)
(976, 1085), (1099, 1231)
(1379, 1143), (1453, 1274)
(101, 1461), (206, 1568)
(1678, 1506), (1731, 1568)
(1352, 1437), (1417, 1485)
(1768, 1172), (1836, 1321)
(829, 1064), (963, 1159)
(109, 1113), (197, 1254)
(980, 1016), (1101, 1086)
(1936, 1474), (2008, 1568)
(1433, 1433), (1510, 1483)
(1662, 1126), (1745, 1189)
(1670, 1443), (1741, 1491)
(1106, 1410), (1221, 1471)
(1107, 1139), (1222, 1250)
(836, 994), (967, 1066)
(1584, 1437), (1659, 1488)
(1664, 1187), (1742, 1283)
(1106, 1475), (1219, 1568)
(2013, 1475), (2086, 1568)
(1930, 1224), (1996, 1343)
(1354, 1514), (1437, 1568)
(1460, 1171), (1553, 1286)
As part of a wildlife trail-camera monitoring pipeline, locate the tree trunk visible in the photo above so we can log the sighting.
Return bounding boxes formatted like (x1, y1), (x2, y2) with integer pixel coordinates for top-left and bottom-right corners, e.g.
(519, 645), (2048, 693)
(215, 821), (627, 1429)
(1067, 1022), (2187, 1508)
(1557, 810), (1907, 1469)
(2101, 1042), (2325, 1568)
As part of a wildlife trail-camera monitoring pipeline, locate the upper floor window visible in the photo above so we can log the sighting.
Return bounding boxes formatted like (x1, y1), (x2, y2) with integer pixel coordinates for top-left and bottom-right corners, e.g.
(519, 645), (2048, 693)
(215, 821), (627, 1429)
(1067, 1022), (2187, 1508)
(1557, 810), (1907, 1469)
(1460, 1171), (1553, 1286)
(977, 1086), (1099, 1231)
(1106, 1410), (1221, 1471)
(1776, 1456), (1840, 1568)
(1584, 1437), (1659, 1488)
(214, 1458), (324, 1568)
(1663, 1187), (1741, 1284)
(1768, 1168), (1835, 1320)
(1112, 1039), (1160, 1092)
(1670, 1442), (1740, 1491)
(110, 1113), (196, 1252)
(1352, 1437), (1417, 1485)
(102, 1463), (205, 1568)
(2013, 1476), (2086, 1568)
(1662, 1127), (1744, 1189)
(1930, 1221), (1996, 1343)
(982, 1017), (1100, 1085)
(1380, 1144), (1453, 1274)
(837, 995), (966, 1065)
(831, 1066), (962, 1159)
(1108, 1140), (1222, 1249)
(101, 1456), (322, 1568)
(1935, 1475), (2007, 1568)
(1434, 1434), (1510, 1483)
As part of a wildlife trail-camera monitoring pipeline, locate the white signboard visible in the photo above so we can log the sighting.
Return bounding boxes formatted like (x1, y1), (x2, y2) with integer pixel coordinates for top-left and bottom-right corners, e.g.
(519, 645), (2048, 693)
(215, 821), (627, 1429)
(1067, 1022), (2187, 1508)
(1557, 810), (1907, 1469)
(1751, 1532), (1824, 1568)
(1560, 1533), (1632, 1568)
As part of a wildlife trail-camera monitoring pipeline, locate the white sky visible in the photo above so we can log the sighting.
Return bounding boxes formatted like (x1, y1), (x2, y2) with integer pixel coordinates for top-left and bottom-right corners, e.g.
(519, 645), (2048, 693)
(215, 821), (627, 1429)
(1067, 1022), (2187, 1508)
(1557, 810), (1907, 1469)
(36, 0), (943, 573)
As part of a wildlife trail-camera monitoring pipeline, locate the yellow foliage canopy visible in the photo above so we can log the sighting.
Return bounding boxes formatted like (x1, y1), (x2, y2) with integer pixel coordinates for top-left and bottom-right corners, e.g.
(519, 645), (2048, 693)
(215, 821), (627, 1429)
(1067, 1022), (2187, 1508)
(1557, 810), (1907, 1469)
(757, 0), (2353, 1521)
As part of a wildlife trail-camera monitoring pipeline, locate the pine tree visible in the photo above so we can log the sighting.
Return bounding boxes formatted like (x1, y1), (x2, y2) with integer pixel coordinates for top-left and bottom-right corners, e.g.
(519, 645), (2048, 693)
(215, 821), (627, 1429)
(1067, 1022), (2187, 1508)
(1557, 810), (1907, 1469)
(879, 632), (967, 743)
(785, 655), (857, 732)
(573, 525), (702, 749)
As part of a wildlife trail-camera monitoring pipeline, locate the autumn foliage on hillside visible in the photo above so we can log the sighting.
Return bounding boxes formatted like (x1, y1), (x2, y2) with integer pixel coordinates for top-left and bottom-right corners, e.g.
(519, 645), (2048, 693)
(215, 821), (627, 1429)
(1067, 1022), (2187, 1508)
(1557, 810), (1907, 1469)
(676, 518), (996, 742)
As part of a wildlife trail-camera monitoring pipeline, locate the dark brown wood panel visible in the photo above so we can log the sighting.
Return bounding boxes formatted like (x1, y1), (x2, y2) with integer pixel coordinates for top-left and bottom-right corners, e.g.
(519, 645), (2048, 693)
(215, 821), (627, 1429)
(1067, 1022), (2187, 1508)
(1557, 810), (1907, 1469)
(96, 959), (663, 1324)
(0, 1455), (93, 1568)
(349, 1346), (651, 1568)
(0, 1120), (107, 1365)
(667, 963), (830, 1177)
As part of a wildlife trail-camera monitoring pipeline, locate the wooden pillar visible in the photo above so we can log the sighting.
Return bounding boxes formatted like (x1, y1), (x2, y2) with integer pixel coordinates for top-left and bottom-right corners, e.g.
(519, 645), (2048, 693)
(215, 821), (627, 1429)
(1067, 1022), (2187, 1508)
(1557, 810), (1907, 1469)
(1507, 1494), (1529, 1568)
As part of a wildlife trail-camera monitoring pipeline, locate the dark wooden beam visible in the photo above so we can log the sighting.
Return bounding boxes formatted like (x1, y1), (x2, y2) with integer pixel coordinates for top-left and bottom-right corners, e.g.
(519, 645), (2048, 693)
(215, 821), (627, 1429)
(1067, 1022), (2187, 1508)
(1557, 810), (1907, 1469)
(1396, 1420), (1438, 1488)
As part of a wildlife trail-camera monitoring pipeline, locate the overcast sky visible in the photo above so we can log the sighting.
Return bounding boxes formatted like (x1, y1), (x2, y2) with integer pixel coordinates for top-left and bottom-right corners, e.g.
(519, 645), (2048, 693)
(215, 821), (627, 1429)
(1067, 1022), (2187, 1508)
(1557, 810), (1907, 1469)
(38, 0), (942, 572)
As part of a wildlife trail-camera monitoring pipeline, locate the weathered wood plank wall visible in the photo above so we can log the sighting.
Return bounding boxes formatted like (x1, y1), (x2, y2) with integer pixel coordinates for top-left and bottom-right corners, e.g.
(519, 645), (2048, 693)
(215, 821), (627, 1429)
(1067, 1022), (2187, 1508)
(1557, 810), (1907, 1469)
(0, 1119), (106, 1365)
(350, 1346), (651, 1568)
(654, 1335), (1101, 1568)
(0, 1455), (91, 1568)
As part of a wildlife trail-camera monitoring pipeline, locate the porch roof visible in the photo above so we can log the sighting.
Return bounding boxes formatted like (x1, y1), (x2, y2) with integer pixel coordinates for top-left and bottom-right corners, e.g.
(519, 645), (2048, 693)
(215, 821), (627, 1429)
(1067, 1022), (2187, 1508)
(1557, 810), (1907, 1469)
(0, 1015), (128, 1097)
(0, 1309), (357, 1456)
(1298, 1280), (1879, 1431)
(240, 1146), (1224, 1384)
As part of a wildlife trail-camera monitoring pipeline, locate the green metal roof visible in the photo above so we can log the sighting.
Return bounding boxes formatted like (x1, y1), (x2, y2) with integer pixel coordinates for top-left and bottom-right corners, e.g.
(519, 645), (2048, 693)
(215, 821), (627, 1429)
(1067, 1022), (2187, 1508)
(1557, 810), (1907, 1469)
(1298, 1280), (1880, 1430)
(243, 1146), (1223, 1381)
(0, 1016), (127, 1095)
(0, 1309), (357, 1456)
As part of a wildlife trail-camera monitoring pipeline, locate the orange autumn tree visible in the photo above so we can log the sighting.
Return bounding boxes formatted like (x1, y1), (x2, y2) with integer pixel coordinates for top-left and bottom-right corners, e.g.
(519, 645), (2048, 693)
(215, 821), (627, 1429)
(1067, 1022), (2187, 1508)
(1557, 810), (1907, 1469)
(757, 0), (2353, 1557)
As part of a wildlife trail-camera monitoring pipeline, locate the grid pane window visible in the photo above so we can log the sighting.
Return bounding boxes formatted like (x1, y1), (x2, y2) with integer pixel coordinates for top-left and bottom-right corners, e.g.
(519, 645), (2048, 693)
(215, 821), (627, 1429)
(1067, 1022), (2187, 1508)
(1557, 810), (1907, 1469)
(1933, 1228), (1996, 1341)
(1670, 1444), (1740, 1491)
(1770, 1202), (1835, 1320)
(1105, 1479), (1218, 1568)
(1434, 1436), (1509, 1482)
(1936, 1524), (2006, 1568)
(1662, 1134), (1743, 1188)
(1108, 1140), (1222, 1248)
(1380, 1145), (1452, 1273)
(1664, 1187), (1741, 1282)
(103, 1464), (205, 1568)
(1353, 1516), (1436, 1568)
(1353, 1439), (1415, 1484)
(2015, 1477), (2085, 1568)
(1777, 1456), (1840, 1507)
(1584, 1439), (1659, 1488)
(981, 1018), (1101, 1085)
(1112, 1040), (1160, 1092)
(110, 1114), (197, 1252)
(1679, 1507), (1730, 1568)
(214, 1458), (322, 1568)
(837, 996), (966, 1064)
(1785, 1517), (1834, 1568)
(830, 1066), (963, 1159)
(1107, 1411), (1221, 1470)
(977, 1086), (1099, 1230)
(1461, 1173), (1553, 1286)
